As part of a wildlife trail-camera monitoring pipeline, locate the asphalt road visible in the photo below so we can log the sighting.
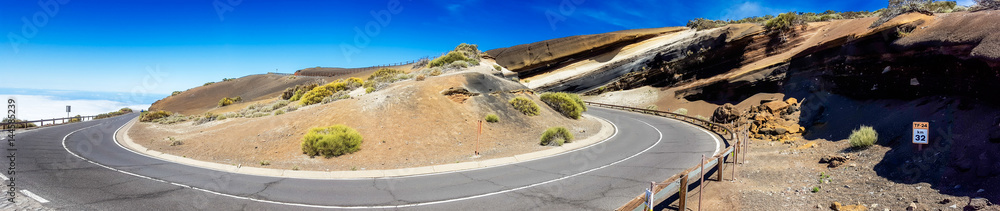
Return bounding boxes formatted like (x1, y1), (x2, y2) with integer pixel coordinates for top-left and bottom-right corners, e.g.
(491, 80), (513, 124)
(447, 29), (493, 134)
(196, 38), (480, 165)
(8, 106), (721, 210)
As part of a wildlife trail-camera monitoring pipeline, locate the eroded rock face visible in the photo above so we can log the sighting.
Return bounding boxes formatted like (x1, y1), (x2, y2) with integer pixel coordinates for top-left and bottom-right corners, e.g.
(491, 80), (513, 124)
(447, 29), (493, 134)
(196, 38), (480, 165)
(711, 103), (738, 123)
(744, 97), (804, 141)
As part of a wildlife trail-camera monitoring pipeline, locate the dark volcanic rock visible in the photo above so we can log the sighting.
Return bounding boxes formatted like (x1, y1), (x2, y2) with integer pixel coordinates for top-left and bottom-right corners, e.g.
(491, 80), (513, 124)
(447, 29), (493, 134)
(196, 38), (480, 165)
(712, 103), (738, 123)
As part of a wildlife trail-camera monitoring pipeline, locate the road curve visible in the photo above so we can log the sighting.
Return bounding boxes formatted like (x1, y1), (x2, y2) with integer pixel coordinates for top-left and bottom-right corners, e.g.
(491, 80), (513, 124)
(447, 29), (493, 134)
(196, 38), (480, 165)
(12, 107), (721, 210)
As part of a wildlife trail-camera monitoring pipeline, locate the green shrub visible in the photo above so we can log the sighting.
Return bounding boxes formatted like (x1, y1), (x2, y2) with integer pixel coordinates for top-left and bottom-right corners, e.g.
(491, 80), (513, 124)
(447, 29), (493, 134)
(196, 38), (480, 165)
(195, 112), (220, 125)
(540, 127), (574, 146)
(539, 92), (587, 119)
(152, 114), (188, 124)
(222, 78), (235, 82)
(218, 97), (241, 107)
(509, 97), (540, 116)
(493, 64), (502, 71)
(282, 83), (318, 100)
(674, 108), (688, 115)
(765, 12), (803, 31)
(274, 110), (285, 115)
(446, 60), (470, 69)
(849, 125), (878, 149)
(974, 0), (1000, 10)
(366, 87), (375, 93)
(203, 82), (215, 86)
(645, 105), (658, 110)
(430, 68), (443, 76)
(140, 110), (173, 122)
(687, 18), (725, 30)
(300, 79), (359, 106)
(428, 43), (481, 68)
(301, 125), (363, 157)
(68, 115), (82, 123)
(2, 118), (37, 128)
(260, 160), (270, 166)
(171, 91), (182, 96)
(368, 68), (405, 82)
(485, 114), (499, 123)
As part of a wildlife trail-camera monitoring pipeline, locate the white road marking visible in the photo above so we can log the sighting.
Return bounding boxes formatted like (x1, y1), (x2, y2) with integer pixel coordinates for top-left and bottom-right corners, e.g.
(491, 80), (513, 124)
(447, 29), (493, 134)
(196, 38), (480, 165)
(20, 190), (49, 203)
(61, 114), (683, 209)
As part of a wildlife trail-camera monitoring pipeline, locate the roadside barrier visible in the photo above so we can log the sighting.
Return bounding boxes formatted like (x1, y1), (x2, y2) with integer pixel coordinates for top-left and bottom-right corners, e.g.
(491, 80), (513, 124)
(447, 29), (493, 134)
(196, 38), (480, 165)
(0, 115), (99, 128)
(583, 101), (749, 211)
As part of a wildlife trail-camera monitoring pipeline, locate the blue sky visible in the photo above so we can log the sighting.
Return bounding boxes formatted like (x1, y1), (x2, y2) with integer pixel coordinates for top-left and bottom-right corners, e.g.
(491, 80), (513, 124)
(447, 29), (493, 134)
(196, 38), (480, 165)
(1, 0), (904, 118)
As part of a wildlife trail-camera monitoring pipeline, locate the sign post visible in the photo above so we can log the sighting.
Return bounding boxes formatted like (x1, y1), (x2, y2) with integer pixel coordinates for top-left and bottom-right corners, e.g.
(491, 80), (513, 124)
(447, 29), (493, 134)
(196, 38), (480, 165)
(912, 122), (929, 151)
(645, 183), (654, 211)
(66, 105), (71, 118)
(475, 120), (482, 155)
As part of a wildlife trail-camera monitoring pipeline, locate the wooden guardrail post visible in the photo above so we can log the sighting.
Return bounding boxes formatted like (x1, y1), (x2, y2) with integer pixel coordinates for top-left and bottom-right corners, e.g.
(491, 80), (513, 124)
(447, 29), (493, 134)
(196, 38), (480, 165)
(717, 156), (724, 181)
(679, 175), (688, 210)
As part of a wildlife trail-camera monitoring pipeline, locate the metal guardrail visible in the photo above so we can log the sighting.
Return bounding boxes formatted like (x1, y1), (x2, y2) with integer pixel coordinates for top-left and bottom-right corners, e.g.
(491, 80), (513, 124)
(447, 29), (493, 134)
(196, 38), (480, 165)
(584, 101), (749, 211)
(0, 115), (99, 128)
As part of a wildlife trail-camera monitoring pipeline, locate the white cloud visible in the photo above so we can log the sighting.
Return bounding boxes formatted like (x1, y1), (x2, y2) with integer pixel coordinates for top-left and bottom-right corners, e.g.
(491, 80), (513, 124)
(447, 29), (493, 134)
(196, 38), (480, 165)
(2, 95), (148, 124)
(957, 0), (975, 6)
(721, 1), (784, 21)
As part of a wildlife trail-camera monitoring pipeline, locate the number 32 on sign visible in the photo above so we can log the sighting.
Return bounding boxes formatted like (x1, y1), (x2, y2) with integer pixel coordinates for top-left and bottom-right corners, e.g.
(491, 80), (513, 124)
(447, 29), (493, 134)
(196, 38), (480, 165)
(912, 122), (929, 149)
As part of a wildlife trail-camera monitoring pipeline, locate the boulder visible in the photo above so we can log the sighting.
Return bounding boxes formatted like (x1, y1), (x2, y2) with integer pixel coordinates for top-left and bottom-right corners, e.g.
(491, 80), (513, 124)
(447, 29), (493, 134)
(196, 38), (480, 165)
(711, 103), (738, 123)
(831, 202), (868, 211)
(785, 97), (798, 105)
(763, 100), (789, 113)
(966, 198), (994, 210)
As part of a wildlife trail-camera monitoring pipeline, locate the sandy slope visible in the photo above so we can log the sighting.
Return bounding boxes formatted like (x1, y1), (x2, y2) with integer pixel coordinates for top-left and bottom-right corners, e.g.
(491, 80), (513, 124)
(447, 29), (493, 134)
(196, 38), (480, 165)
(130, 70), (600, 171)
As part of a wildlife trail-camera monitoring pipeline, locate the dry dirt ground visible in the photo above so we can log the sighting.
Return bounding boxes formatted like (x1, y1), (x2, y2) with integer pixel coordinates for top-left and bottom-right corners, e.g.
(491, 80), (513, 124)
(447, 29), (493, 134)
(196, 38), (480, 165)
(129, 70), (601, 172)
(681, 138), (1000, 211)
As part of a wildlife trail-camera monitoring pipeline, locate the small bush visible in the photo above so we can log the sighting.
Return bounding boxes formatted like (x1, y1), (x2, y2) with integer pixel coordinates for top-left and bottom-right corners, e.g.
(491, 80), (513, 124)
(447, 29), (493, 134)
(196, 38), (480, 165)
(416, 75), (426, 81)
(540, 127), (574, 146)
(171, 91), (182, 96)
(811, 186), (820, 193)
(674, 108), (688, 115)
(430, 68), (443, 76)
(140, 110), (173, 122)
(445, 60), (470, 69)
(493, 64), (502, 71)
(68, 115), (82, 123)
(2, 118), (37, 128)
(366, 87), (375, 93)
(849, 125), (878, 149)
(485, 114), (499, 123)
(218, 97), (242, 107)
(301, 125), (363, 157)
(765, 12), (804, 31)
(222, 78), (235, 82)
(429, 51), (477, 68)
(974, 0), (1000, 10)
(645, 105), (658, 110)
(152, 114), (188, 124)
(274, 110), (285, 115)
(687, 17), (725, 30)
(169, 137), (183, 146)
(509, 97), (540, 116)
(260, 160), (270, 166)
(194, 112), (220, 125)
(368, 68), (405, 82)
(203, 82), (215, 86)
(539, 92), (587, 119)
(282, 83), (318, 101)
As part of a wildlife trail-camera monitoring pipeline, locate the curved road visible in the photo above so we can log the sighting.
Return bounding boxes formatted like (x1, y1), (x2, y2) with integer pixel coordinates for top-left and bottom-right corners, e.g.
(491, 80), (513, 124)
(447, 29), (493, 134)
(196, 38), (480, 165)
(11, 107), (721, 210)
